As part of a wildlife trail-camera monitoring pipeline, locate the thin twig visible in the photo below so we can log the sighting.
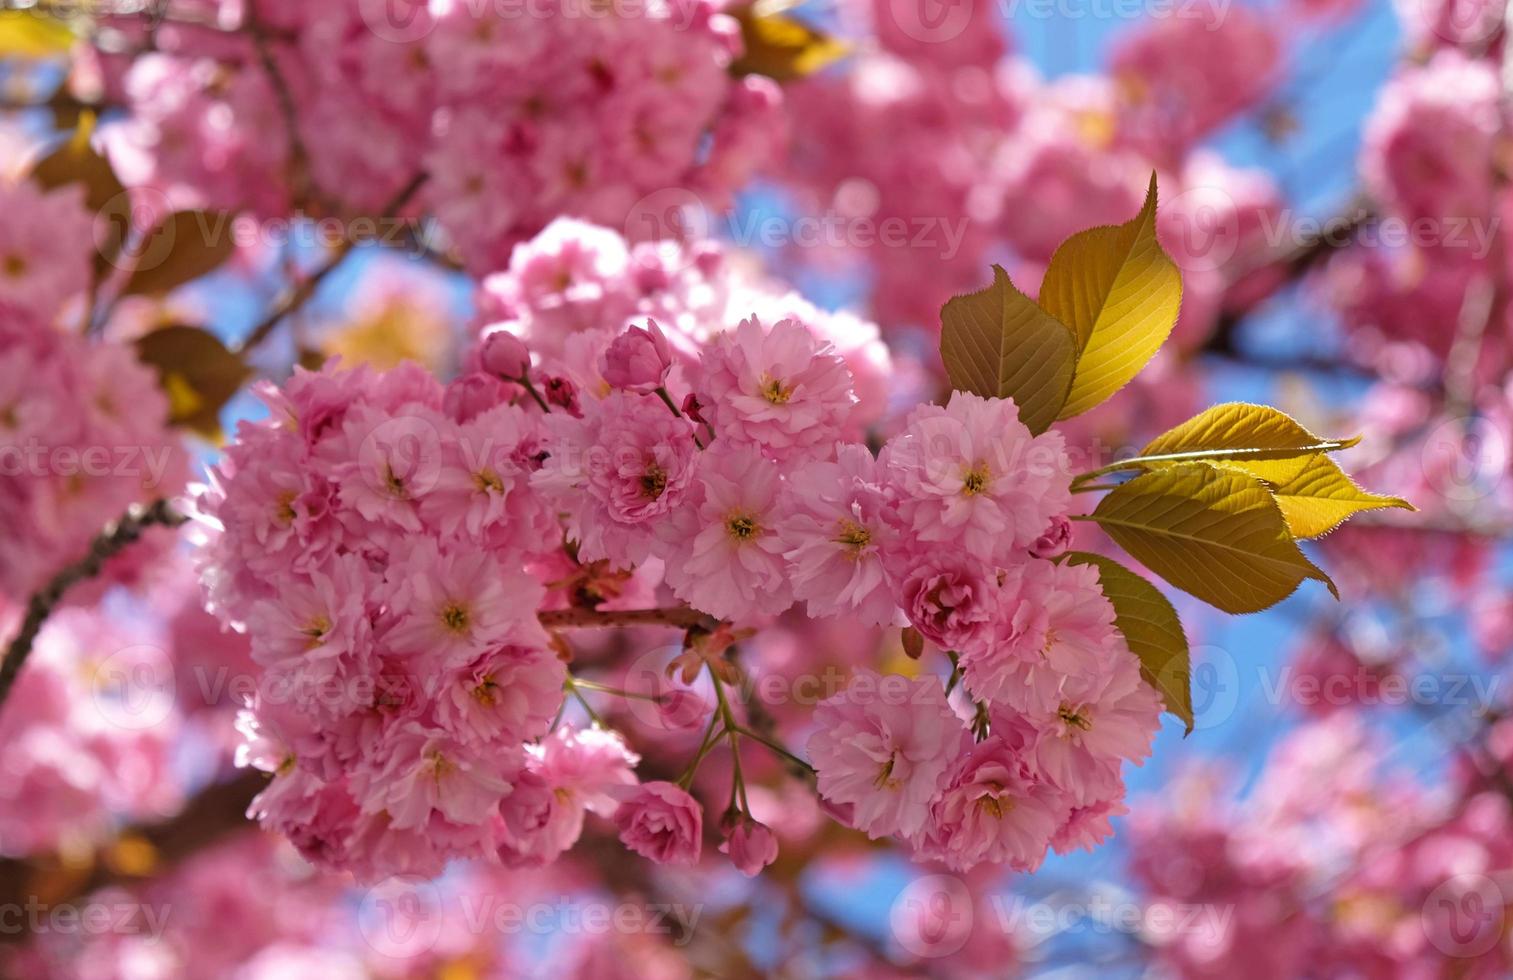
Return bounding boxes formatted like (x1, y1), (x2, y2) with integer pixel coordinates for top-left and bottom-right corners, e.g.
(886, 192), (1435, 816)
(233, 171), (428, 356)
(0, 499), (187, 713)
(537, 606), (714, 631)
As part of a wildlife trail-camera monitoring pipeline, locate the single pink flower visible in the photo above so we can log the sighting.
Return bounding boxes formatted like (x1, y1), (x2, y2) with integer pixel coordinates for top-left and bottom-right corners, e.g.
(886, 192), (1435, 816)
(880, 391), (1071, 564)
(891, 554), (1004, 658)
(808, 670), (968, 840)
(960, 561), (1122, 715)
(615, 781), (704, 865)
(657, 444), (794, 621)
(781, 445), (904, 627)
(915, 736), (1070, 872)
(696, 316), (855, 461)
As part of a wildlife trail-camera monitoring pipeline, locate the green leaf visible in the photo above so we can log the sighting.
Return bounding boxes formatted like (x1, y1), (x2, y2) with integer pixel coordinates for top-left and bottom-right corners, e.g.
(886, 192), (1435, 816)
(0, 11), (74, 59)
(1040, 173), (1183, 419)
(1063, 551), (1193, 733)
(1223, 453), (1415, 539)
(1128, 403), (1361, 484)
(30, 116), (132, 269)
(939, 264), (1077, 434)
(1088, 461), (1338, 614)
(729, 7), (848, 81)
(134, 326), (251, 440)
(124, 210), (238, 296)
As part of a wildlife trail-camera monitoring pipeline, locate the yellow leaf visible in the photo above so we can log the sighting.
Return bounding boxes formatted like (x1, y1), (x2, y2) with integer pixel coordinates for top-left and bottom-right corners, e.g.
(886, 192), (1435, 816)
(1063, 551), (1192, 733)
(939, 264), (1077, 434)
(1089, 462), (1337, 614)
(124, 210), (238, 296)
(1041, 173), (1183, 418)
(1132, 402), (1360, 484)
(729, 7), (848, 81)
(134, 326), (251, 439)
(1223, 453), (1415, 539)
(0, 11), (74, 59)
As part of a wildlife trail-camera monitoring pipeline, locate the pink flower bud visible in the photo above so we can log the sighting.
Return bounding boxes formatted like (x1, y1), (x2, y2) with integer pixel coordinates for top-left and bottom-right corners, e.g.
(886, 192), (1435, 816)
(1029, 515), (1072, 560)
(681, 393), (707, 424)
(480, 328), (530, 379)
(543, 375), (582, 417)
(719, 815), (778, 877)
(601, 319), (673, 393)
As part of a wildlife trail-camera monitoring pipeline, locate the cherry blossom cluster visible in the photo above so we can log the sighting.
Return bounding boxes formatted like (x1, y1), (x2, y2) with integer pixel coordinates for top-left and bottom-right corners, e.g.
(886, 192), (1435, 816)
(1128, 713), (1513, 978)
(1325, 47), (1509, 382)
(0, 181), (186, 600)
(13, 829), (703, 979)
(200, 211), (1164, 881)
(774, 0), (1287, 345)
(0, 607), (181, 858)
(92, 0), (782, 270)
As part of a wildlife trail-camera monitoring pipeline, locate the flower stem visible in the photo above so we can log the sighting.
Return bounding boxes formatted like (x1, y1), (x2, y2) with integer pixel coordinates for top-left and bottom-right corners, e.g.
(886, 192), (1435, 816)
(516, 375), (552, 414)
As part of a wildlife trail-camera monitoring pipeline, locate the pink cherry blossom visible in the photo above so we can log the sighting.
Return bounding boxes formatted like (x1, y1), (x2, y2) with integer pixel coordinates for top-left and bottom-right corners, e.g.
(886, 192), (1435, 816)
(808, 670), (969, 840)
(696, 316), (856, 461)
(657, 444), (795, 621)
(880, 391), (1071, 564)
(615, 781), (704, 866)
(534, 390), (700, 567)
(780, 444), (903, 627)
(914, 736), (1070, 872)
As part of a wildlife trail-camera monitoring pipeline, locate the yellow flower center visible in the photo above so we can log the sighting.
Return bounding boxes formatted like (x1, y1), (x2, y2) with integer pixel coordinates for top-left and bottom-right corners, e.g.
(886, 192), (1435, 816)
(979, 791), (1015, 819)
(472, 469), (505, 495)
(962, 464), (990, 496)
(835, 519), (871, 556)
(1058, 703), (1093, 732)
(383, 463), (409, 499)
(641, 463), (667, 500)
(302, 615), (331, 645)
(274, 491), (298, 526)
(2, 254), (25, 279)
(726, 514), (759, 541)
(426, 751), (455, 780)
(440, 603), (470, 634)
(760, 375), (793, 405)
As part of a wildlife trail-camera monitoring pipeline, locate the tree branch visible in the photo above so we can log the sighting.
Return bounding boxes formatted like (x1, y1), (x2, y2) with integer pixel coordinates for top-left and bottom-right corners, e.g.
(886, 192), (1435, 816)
(539, 606), (715, 631)
(233, 171), (428, 356)
(0, 499), (186, 715)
